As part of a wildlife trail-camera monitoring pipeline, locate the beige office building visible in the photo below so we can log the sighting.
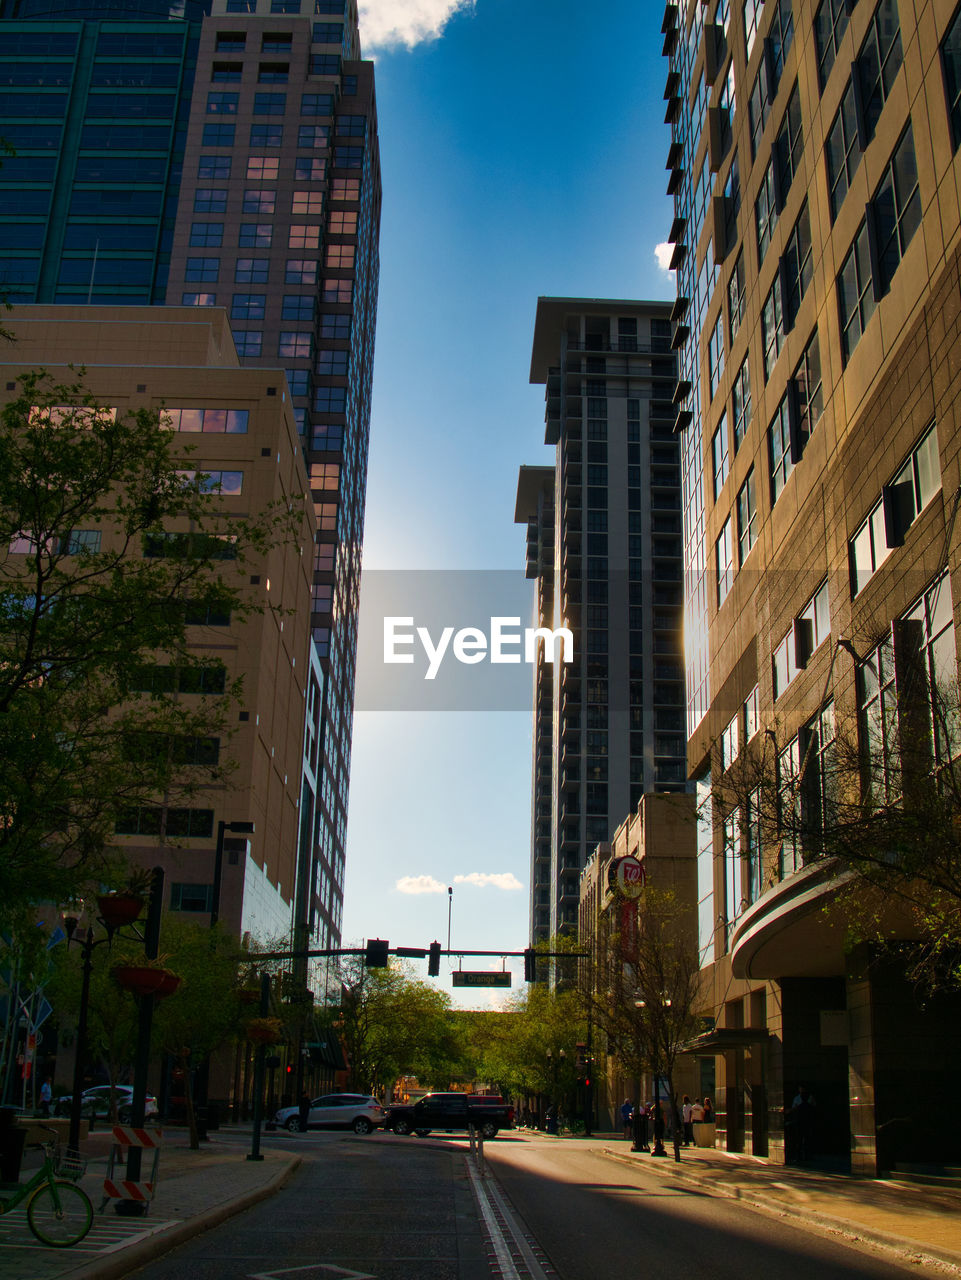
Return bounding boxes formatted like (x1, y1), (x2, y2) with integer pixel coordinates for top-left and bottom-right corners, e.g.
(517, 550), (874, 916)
(667, 0), (961, 1172)
(0, 305), (316, 944)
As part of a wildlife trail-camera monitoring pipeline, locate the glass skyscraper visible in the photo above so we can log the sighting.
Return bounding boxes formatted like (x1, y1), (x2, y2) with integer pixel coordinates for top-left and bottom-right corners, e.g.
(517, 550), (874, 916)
(0, 0), (380, 957)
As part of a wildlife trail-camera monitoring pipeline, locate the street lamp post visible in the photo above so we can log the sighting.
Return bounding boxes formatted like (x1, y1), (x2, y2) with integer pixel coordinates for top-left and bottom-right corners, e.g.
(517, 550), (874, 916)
(62, 869), (164, 1159)
(635, 993), (669, 1158)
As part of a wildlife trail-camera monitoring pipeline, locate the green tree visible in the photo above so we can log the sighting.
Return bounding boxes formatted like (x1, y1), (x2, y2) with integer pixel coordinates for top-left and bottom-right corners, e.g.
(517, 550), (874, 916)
(0, 372), (293, 923)
(151, 919), (244, 1148)
(46, 915), (245, 1147)
(581, 889), (701, 1121)
(337, 958), (465, 1096)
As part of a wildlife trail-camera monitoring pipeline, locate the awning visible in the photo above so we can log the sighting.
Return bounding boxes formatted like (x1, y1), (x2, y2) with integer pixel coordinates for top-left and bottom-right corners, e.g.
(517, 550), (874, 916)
(681, 1027), (772, 1054)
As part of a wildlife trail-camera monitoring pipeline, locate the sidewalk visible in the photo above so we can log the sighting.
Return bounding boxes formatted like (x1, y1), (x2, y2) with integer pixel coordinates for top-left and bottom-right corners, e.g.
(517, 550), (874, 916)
(0, 1127), (300, 1280)
(600, 1136), (961, 1272)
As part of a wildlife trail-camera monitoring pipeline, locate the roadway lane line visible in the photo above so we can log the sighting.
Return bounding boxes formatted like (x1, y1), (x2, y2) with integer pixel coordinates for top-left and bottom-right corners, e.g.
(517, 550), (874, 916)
(467, 1155), (522, 1280)
(467, 1155), (555, 1280)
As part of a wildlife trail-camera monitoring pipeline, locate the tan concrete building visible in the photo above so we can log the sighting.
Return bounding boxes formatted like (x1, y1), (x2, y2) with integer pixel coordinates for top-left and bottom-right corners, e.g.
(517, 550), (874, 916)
(579, 793), (699, 1130)
(667, 0), (961, 1172)
(1, 305), (316, 944)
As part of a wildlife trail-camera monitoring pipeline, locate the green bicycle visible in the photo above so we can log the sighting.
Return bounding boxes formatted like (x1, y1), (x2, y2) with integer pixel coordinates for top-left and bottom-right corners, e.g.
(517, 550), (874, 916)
(0, 1132), (93, 1247)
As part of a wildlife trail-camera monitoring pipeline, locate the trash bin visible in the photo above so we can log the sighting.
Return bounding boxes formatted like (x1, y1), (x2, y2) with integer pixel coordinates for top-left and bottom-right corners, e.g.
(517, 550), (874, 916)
(0, 1108), (26, 1184)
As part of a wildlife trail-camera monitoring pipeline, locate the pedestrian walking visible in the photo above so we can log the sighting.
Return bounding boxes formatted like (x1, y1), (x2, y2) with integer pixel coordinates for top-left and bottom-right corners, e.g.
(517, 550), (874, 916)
(791, 1085), (816, 1161)
(620, 1098), (633, 1139)
(298, 1091), (311, 1133)
(702, 1096), (714, 1123)
(681, 1094), (694, 1145)
(39, 1078), (52, 1118)
(633, 1101), (650, 1151)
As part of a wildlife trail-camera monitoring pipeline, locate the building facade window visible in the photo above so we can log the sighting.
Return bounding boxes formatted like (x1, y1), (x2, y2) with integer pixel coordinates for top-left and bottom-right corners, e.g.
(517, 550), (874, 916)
(859, 0), (903, 142)
(783, 201), (813, 323)
(874, 124), (921, 293)
(826, 79), (861, 221)
(761, 274), (785, 380)
(728, 251), (745, 341)
(815, 0), (850, 86)
(732, 356), (752, 450)
(838, 220), (875, 360)
(708, 312), (725, 399)
(712, 416), (729, 498)
(769, 392), (793, 502)
(737, 468), (757, 563)
(943, 4), (961, 149)
(716, 517), (734, 604)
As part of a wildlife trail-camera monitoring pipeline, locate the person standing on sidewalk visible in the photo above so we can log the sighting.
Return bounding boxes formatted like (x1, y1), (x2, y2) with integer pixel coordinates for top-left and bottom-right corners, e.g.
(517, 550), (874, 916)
(620, 1099), (633, 1139)
(298, 1092), (311, 1133)
(681, 1095), (694, 1146)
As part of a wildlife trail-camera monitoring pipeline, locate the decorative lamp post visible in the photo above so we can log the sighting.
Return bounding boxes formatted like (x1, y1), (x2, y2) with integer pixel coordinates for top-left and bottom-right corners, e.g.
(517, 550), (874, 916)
(635, 993), (669, 1158)
(61, 868), (166, 1159)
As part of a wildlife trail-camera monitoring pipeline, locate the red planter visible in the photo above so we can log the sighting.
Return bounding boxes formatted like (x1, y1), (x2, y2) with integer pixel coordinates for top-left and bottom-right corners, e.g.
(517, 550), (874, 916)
(97, 894), (144, 930)
(112, 965), (182, 1000)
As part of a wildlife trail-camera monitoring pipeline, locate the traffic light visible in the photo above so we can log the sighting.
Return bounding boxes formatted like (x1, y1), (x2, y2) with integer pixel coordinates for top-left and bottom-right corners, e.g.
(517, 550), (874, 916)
(427, 941), (441, 977)
(523, 948), (536, 982)
(364, 938), (390, 967)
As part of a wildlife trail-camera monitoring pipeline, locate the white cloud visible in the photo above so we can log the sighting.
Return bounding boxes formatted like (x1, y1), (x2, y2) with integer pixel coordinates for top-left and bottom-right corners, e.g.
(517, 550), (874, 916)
(454, 872), (523, 891)
(359, 0), (475, 51)
(395, 874), (447, 894)
(654, 242), (675, 275)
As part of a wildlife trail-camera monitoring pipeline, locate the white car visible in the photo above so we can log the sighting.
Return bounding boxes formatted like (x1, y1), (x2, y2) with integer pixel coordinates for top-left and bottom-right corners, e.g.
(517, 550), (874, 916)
(274, 1093), (386, 1134)
(54, 1085), (158, 1124)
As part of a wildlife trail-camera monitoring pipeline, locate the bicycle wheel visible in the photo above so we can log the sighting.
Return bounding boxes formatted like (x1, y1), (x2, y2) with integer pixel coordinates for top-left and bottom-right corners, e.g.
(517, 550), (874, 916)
(27, 1180), (93, 1247)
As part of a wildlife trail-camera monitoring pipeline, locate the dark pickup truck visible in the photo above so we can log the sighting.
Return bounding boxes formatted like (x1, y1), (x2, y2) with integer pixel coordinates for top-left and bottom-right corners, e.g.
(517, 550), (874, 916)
(385, 1093), (514, 1138)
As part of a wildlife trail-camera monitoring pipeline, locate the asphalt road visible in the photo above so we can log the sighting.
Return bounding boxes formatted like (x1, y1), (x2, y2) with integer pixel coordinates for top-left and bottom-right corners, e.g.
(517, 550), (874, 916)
(127, 1132), (491, 1280)
(123, 1130), (935, 1280)
(485, 1134), (930, 1280)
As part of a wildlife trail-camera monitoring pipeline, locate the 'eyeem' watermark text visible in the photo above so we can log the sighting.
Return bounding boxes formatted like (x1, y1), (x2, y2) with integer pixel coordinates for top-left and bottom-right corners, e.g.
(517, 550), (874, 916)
(384, 616), (574, 681)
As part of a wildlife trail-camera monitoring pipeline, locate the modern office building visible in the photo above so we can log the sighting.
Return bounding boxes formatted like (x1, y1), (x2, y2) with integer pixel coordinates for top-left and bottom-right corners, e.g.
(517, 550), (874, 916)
(0, 305), (315, 942)
(0, 0), (381, 956)
(165, 0), (381, 955)
(516, 298), (685, 943)
(665, 0), (961, 1172)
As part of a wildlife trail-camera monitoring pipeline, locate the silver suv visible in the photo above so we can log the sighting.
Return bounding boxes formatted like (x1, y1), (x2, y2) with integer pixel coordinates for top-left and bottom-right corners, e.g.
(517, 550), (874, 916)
(274, 1093), (386, 1134)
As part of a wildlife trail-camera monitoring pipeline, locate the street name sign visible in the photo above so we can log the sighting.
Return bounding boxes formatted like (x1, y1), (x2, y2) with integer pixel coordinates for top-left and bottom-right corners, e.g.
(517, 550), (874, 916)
(452, 971), (511, 988)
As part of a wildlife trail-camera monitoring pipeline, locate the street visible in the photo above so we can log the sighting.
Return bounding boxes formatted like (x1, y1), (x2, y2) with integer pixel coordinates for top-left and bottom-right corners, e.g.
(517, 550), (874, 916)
(121, 1129), (936, 1280)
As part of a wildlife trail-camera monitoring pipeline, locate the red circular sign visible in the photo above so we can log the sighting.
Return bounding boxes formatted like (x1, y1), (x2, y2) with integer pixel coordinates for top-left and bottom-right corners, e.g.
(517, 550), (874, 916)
(608, 855), (646, 898)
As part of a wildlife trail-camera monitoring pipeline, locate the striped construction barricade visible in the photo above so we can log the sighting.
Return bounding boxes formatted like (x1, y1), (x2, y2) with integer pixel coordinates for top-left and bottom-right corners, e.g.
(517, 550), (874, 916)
(102, 1125), (163, 1211)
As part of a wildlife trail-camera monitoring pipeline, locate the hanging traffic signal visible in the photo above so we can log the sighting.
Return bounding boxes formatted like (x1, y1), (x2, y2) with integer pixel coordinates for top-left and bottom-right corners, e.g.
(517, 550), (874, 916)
(427, 941), (441, 977)
(364, 938), (390, 967)
(524, 948), (536, 982)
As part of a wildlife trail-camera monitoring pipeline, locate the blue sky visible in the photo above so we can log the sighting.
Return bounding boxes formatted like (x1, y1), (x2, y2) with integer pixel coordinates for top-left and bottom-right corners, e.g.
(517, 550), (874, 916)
(342, 0), (674, 1005)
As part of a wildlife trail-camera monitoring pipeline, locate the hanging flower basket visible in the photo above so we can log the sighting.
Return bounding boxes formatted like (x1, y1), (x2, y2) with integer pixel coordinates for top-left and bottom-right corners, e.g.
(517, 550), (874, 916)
(97, 893), (144, 930)
(245, 1016), (283, 1045)
(112, 964), (182, 1000)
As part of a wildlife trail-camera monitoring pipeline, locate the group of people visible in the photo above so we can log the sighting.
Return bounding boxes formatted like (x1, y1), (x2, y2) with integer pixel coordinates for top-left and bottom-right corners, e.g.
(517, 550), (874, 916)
(619, 1095), (714, 1143)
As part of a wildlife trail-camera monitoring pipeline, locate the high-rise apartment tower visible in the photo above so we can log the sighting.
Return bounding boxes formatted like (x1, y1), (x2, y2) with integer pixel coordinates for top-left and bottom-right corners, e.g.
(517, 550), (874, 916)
(517, 298), (685, 942)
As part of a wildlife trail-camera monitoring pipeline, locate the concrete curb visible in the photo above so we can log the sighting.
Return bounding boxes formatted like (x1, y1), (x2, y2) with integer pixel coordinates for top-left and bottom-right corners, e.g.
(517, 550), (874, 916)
(57, 1155), (303, 1280)
(599, 1146), (961, 1275)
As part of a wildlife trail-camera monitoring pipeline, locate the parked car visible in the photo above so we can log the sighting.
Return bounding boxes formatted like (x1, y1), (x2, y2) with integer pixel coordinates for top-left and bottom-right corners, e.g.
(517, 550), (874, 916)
(54, 1085), (158, 1124)
(274, 1093), (386, 1134)
(385, 1092), (514, 1138)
